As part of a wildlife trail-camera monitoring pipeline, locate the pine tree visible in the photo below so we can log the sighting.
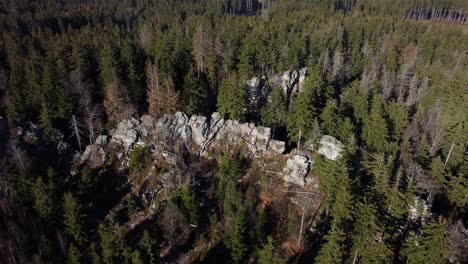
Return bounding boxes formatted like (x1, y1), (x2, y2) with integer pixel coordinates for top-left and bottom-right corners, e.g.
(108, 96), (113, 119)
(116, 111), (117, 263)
(416, 134), (431, 166)
(386, 101), (408, 142)
(350, 202), (391, 264)
(67, 243), (80, 264)
(287, 83), (315, 142)
(39, 97), (53, 136)
(54, 56), (72, 119)
(179, 186), (199, 225)
(89, 243), (101, 264)
(139, 230), (156, 264)
(363, 95), (388, 153)
(447, 173), (467, 209)
(315, 223), (346, 264)
(225, 205), (247, 263)
(337, 117), (355, 144)
(429, 156), (446, 186)
(341, 80), (368, 124)
(99, 44), (115, 86)
(63, 192), (85, 245)
(320, 99), (339, 136)
(217, 75), (245, 121)
(182, 66), (207, 115)
(260, 87), (287, 130)
(257, 236), (284, 264)
(402, 217), (450, 264)
(131, 250), (144, 264)
(33, 177), (54, 220)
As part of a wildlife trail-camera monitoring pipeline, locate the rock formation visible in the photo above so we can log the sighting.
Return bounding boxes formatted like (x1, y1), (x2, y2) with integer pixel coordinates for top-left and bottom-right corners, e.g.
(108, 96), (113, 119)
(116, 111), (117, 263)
(282, 155), (314, 187)
(244, 68), (308, 115)
(317, 135), (344, 160)
(80, 111), (345, 191)
(108, 112), (286, 158)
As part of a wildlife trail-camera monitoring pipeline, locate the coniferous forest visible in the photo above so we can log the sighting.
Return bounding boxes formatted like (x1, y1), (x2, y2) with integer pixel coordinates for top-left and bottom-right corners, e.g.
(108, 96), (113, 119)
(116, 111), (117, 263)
(0, 0), (467, 263)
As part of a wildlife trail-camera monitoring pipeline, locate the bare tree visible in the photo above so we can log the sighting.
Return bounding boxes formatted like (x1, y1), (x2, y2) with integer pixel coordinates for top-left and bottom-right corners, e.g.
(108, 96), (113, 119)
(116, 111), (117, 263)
(161, 202), (188, 242)
(69, 69), (102, 144)
(103, 77), (136, 124)
(421, 100), (445, 155)
(193, 23), (210, 78)
(7, 139), (30, 177)
(321, 48), (332, 79)
(332, 47), (346, 84)
(146, 62), (179, 118)
(69, 115), (84, 153)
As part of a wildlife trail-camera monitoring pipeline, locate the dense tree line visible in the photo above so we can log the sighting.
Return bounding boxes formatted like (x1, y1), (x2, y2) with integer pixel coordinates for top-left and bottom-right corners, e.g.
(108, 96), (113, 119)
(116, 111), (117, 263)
(0, 0), (466, 263)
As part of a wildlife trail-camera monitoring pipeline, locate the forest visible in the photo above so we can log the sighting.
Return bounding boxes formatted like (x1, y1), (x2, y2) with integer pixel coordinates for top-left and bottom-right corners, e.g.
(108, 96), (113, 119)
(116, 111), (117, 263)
(0, 0), (467, 263)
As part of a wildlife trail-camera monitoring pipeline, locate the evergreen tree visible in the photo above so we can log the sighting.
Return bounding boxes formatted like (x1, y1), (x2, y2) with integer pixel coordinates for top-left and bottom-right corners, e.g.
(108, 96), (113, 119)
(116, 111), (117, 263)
(63, 192), (85, 245)
(363, 95), (388, 153)
(350, 202), (391, 264)
(315, 223), (346, 264)
(402, 217), (450, 264)
(89, 242), (101, 264)
(139, 230), (156, 264)
(386, 101), (408, 142)
(337, 117), (355, 144)
(320, 99), (339, 136)
(67, 243), (80, 264)
(39, 97), (53, 136)
(99, 44), (115, 86)
(341, 80), (368, 124)
(217, 75), (245, 121)
(287, 82), (315, 142)
(225, 205), (247, 263)
(131, 250), (144, 264)
(182, 66), (207, 115)
(257, 236), (285, 264)
(33, 177), (54, 220)
(260, 87), (287, 130)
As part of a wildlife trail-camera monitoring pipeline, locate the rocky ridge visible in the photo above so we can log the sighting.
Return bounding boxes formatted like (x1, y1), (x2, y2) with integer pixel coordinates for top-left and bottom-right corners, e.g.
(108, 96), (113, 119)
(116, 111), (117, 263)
(80, 111), (344, 189)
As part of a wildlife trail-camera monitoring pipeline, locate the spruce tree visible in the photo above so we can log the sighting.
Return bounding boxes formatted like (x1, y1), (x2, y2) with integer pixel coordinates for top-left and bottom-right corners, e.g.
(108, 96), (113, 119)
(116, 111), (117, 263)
(260, 87), (287, 130)
(402, 217), (450, 264)
(182, 66), (207, 115)
(67, 243), (80, 264)
(320, 99), (339, 136)
(287, 82), (315, 142)
(139, 230), (156, 264)
(315, 223), (346, 264)
(350, 202), (391, 264)
(363, 95), (388, 153)
(33, 177), (54, 220)
(257, 236), (284, 264)
(217, 75), (245, 121)
(63, 192), (85, 245)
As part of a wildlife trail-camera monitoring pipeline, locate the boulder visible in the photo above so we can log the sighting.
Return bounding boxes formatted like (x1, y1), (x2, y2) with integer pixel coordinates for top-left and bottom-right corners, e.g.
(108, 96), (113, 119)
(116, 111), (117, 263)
(80, 144), (107, 168)
(267, 140), (286, 155)
(282, 155), (313, 187)
(112, 119), (139, 148)
(317, 135), (344, 160)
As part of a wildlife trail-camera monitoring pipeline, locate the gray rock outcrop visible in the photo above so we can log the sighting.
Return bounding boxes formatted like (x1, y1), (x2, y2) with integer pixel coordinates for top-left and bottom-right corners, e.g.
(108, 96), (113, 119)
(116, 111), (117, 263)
(317, 135), (344, 160)
(282, 155), (313, 187)
(244, 68), (308, 115)
(108, 112), (285, 157)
